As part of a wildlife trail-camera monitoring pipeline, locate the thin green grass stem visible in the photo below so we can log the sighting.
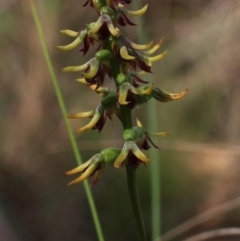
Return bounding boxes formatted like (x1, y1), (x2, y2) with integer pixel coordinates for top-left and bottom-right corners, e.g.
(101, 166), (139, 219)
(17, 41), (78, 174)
(30, 2), (105, 241)
(132, 1), (162, 240)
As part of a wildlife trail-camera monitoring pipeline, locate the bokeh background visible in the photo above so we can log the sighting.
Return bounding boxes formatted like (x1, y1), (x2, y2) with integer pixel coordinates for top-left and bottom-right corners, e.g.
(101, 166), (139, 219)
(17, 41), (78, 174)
(1, 0), (240, 240)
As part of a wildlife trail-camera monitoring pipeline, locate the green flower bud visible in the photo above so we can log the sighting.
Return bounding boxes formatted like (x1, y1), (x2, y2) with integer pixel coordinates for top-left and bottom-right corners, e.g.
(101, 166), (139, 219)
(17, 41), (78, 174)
(123, 129), (136, 141)
(101, 148), (122, 163)
(132, 126), (145, 140)
(116, 73), (128, 85)
(95, 49), (112, 61)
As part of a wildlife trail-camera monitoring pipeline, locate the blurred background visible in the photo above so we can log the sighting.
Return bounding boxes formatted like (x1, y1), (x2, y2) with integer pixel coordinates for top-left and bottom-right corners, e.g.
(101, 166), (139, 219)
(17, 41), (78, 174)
(0, 0), (240, 240)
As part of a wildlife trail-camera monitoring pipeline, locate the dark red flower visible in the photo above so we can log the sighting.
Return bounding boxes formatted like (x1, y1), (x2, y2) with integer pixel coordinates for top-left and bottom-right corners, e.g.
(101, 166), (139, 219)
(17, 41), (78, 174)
(92, 109), (113, 132)
(79, 34), (101, 55)
(68, 104), (116, 133)
(84, 62), (112, 88)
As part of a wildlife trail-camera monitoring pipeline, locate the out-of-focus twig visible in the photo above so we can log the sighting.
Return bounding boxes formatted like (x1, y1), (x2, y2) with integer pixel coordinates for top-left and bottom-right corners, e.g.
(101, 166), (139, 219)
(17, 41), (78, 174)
(156, 196), (240, 241)
(182, 227), (240, 241)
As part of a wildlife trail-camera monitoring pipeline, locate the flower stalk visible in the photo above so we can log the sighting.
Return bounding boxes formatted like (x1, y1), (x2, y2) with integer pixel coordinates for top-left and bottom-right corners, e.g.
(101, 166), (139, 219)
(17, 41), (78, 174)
(56, 0), (187, 240)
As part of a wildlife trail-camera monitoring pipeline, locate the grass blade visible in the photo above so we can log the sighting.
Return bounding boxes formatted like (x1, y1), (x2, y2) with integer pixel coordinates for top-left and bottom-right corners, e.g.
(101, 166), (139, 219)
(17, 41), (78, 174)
(29, 1), (105, 240)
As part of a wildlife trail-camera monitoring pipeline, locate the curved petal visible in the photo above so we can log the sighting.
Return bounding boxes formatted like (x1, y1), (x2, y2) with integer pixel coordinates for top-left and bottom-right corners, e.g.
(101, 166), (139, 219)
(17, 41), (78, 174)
(144, 39), (163, 55)
(147, 49), (169, 63)
(133, 84), (153, 95)
(82, 60), (100, 79)
(67, 154), (103, 185)
(130, 142), (151, 163)
(114, 147), (129, 168)
(67, 162), (96, 185)
(58, 29), (79, 37)
(56, 30), (87, 51)
(152, 87), (189, 102)
(123, 4), (148, 17)
(76, 105), (104, 132)
(76, 78), (88, 84)
(114, 142), (131, 168)
(130, 40), (153, 50)
(67, 110), (94, 119)
(88, 19), (103, 35)
(118, 83), (130, 105)
(62, 61), (89, 72)
(106, 17), (120, 37)
(65, 159), (92, 175)
(120, 46), (135, 60)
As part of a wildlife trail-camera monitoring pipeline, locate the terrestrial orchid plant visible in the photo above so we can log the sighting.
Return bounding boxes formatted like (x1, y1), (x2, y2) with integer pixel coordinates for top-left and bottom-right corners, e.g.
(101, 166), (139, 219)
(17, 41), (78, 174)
(56, 0), (187, 240)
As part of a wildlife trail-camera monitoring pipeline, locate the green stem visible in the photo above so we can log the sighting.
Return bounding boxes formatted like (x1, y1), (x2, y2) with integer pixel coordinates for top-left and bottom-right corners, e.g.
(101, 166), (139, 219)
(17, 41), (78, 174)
(126, 161), (147, 241)
(120, 107), (147, 241)
(112, 63), (146, 240)
(119, 105), (132, 129)
(132, 1), (162, 240)
(30, 2), (105, 241)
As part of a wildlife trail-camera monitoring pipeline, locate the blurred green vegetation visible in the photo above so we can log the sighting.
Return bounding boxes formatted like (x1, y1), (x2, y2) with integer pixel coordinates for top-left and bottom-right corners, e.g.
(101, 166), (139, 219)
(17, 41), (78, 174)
(1, 0), (240, 241)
